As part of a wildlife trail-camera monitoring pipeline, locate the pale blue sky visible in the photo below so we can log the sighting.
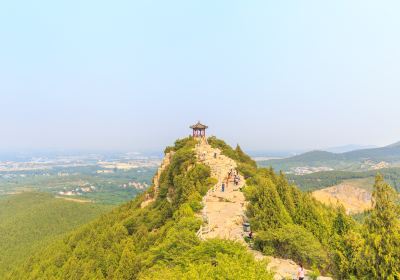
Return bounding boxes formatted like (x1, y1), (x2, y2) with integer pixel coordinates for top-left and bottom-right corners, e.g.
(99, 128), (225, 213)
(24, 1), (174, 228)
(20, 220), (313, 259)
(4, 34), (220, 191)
(1, 1), (400, 152)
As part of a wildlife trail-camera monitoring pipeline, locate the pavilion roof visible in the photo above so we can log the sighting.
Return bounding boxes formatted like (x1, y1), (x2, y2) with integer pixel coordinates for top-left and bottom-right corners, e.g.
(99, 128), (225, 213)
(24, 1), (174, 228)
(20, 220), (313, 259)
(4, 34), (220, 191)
(190, 121), (208, 129)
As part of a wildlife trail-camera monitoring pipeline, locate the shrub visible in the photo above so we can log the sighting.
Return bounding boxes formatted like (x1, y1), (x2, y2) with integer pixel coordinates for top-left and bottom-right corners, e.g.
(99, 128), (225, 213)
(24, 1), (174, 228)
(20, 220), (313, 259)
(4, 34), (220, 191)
(254, 224), (328, 268)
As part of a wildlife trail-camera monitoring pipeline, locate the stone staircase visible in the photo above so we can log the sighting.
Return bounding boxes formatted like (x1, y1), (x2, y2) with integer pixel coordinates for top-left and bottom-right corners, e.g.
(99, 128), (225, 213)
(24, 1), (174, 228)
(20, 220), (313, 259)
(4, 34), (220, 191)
(194, 141), (247, 242)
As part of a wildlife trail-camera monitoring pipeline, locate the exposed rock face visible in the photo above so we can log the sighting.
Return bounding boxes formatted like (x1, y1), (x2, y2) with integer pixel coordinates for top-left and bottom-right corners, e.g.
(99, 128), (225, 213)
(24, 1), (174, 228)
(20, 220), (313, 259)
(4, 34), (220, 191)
(141, 151), (174, 208)
(312, 183), (372, 214)
(153, 151), (175, 196)
(195, 141), (238, 185)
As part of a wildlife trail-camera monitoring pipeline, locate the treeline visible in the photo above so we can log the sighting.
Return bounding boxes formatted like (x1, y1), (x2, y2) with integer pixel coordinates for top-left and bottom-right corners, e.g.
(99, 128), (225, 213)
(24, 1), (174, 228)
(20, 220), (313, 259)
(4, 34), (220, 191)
(288, 168), (400, 192)
(9, 137), (273, 279)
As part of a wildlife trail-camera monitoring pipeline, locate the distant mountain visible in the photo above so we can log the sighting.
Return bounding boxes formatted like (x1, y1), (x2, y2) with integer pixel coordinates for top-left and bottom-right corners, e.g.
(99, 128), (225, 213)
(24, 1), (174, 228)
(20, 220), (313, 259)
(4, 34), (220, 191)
(344, 142), (400, 161)
(279, 150), (343, 162)
(259, 141), (400, 171)
(248, 149), (307, 159)
(323, 144), (378, 153)
(386, 141), (400, 148)
(250, 145), (378, 161)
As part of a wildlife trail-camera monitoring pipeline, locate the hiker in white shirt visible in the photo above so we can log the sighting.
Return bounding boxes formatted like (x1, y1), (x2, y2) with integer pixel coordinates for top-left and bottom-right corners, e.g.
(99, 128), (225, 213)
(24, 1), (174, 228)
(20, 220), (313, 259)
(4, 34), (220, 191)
(297, 263), (305, 280)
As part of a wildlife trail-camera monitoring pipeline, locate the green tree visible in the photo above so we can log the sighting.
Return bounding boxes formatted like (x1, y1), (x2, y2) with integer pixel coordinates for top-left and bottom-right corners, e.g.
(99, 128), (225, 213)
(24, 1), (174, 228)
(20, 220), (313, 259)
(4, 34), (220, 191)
(114, 239), (138, 280)
(360, 175), (400, 279)
(330, 205), (361, 279)
(245, 174), (292, 230)
(333, 205), (353, 236)
(235, 144), (257, 168)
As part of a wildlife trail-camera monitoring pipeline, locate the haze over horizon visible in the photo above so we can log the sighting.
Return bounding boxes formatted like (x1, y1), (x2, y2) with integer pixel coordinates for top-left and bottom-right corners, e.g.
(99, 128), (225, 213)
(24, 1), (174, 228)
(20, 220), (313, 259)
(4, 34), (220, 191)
(1, 1), (400, 152)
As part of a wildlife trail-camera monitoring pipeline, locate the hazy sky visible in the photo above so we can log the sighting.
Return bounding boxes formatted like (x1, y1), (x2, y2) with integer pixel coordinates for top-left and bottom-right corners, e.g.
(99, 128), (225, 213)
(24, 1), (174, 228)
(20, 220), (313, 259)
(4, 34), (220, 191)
(1, 1), (400, 152)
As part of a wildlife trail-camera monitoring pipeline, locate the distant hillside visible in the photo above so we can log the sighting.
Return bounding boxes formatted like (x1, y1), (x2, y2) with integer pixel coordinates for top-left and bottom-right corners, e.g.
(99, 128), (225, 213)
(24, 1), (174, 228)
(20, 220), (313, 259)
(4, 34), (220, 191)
(312, 182), (372, 214)
(323, 144), (378, 153)
(386, 141), (400, 148)
(259, 142), (400, 172)
(0, 192), (111, 278)
(287, 168), (400, 192)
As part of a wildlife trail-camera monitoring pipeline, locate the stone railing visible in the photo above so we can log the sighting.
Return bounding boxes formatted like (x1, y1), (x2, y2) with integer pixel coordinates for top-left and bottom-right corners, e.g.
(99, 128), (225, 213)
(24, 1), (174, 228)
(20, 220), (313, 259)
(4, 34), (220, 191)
(196, 224), (210, 241)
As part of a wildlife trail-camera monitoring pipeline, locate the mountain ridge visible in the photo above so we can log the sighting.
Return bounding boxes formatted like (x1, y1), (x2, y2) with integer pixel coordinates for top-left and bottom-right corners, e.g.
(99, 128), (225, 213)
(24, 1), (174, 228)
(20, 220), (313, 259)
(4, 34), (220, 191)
(323, 144), (378, 153)
(260, 140), (400, 171)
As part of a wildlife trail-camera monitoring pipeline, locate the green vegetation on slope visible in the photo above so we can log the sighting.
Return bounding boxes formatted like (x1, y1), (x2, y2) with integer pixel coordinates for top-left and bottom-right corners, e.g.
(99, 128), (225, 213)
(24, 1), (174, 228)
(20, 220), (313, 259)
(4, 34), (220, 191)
(245, 167), (400, 279)
(288, 168), (400, 192)
(258, 150), (357, 171)
(244, 168), (334, 270)
(0, 192), (111, 278)
(9, 137), (272, 280)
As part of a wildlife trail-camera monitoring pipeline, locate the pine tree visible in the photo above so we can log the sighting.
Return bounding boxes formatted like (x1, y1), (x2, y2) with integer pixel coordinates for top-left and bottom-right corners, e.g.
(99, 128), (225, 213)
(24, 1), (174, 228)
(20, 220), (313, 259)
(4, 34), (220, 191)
(333, 205), (353, 236)
(245, 175), (292, 230)
(331, 205), (361, 279)
(360, 174), (400, 279)
(235, 144), (256, 166)
(114, 238), (137, 280)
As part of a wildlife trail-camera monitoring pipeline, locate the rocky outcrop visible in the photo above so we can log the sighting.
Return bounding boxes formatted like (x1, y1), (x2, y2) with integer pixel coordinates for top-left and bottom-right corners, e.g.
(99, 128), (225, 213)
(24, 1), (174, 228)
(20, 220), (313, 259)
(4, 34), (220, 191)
(153, 151), (174, 196)
(312, 183), (372, 214)
(195, 141), (238, 185)
(141, 151), (174, 208)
